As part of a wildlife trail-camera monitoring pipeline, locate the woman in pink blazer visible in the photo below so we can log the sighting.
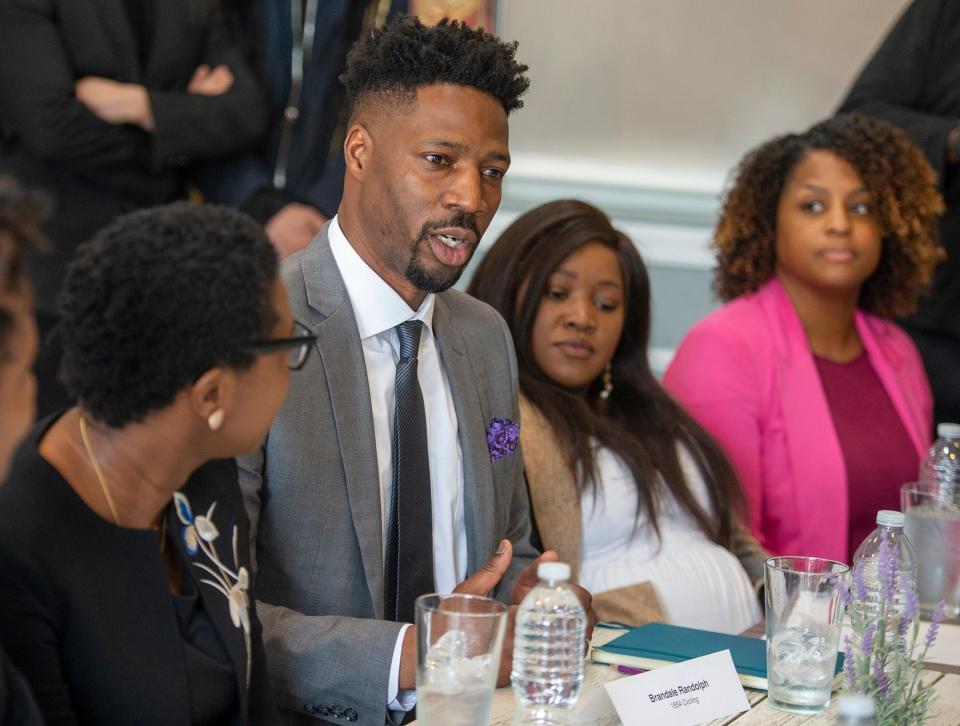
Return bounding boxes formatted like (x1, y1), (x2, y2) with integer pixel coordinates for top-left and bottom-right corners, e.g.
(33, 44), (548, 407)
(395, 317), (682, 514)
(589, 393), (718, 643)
(665, 115), (943, 563)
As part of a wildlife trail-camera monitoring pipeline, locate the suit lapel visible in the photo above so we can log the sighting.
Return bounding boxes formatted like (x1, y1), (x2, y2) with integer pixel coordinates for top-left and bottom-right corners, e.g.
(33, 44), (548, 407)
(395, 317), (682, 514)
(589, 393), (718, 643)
(857, 314), (928, 457)
(91, 0), (141, 81)
(763, 281), (848, 559)
(301, 234), (386, 613)
(166, 488), (251, 717)
(432, 296), (495, 575)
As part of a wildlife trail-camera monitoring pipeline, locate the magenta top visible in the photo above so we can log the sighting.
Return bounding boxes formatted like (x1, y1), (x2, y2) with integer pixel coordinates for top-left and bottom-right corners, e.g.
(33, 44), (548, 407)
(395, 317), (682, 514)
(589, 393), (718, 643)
(814, 353), (920, 561)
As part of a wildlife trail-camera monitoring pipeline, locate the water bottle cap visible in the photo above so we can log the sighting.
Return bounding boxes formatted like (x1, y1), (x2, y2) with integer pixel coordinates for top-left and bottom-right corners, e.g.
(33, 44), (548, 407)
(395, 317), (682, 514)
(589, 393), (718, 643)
(836, 694), (875, 718)
(876, 510), (904, 527)
(537, 562), (571, 581)
(937, 422), (960, 439)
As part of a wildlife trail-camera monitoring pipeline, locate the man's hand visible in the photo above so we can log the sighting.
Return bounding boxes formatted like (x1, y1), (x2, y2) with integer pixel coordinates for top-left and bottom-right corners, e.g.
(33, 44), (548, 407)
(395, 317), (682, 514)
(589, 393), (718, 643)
(397, 539), (515, 690)
(75, 77), (154, 130)
(396, 542), (598, 690)
(265, 203), (327, 260)
(187, 64), (234, 96)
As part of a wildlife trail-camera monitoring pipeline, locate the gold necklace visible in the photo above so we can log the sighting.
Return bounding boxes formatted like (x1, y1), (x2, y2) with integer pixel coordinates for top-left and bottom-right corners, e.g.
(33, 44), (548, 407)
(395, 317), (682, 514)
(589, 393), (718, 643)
(79, 415), (166, 551)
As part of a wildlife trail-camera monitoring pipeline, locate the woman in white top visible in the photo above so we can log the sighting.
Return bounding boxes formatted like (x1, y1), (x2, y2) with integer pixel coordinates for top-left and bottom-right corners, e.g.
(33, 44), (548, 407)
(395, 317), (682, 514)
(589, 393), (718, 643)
(468, 199), (765, 634)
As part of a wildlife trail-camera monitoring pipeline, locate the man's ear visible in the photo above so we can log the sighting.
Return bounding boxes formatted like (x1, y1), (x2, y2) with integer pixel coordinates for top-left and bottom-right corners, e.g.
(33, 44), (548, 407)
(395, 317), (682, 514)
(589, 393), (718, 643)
(344, 122), (372, 181)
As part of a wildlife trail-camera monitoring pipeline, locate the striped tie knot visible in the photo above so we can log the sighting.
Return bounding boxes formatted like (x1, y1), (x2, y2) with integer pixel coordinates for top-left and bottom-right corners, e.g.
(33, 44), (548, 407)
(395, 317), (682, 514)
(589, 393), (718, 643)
(397, 319), (423, 361)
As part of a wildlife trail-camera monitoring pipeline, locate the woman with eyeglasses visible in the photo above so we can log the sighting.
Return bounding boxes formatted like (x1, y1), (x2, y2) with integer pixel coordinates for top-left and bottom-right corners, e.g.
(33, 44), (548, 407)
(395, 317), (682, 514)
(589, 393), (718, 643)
(0, 202), (314, 724)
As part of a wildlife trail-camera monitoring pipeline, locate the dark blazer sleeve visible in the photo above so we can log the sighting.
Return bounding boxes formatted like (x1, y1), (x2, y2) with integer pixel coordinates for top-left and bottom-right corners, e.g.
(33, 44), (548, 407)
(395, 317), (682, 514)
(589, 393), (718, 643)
(147, 2), (267, 171)
(0, 0), (152, 178)
(0, 549), (78, 726)
(838, 0), (957, 178)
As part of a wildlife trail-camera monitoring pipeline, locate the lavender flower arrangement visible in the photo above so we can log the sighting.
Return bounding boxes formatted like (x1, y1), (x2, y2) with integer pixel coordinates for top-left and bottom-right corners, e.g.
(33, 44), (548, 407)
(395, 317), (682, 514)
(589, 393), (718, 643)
(842, 537), (945, 725)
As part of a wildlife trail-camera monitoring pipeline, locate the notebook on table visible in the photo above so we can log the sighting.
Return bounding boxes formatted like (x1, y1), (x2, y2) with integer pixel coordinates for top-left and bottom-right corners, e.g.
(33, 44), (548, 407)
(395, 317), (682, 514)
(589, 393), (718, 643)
(591, 622), (844, 691)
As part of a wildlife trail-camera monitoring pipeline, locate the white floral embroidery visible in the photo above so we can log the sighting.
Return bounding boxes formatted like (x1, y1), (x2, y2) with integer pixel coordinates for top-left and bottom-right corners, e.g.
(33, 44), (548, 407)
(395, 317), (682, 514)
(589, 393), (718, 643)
(173, 492), (251, 687)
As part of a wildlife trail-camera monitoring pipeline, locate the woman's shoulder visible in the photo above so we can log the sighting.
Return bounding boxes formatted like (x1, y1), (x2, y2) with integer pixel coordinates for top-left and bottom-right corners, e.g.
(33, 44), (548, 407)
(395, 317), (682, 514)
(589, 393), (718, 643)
(0, 422), (72, 542)
(857, 312), (929, 377)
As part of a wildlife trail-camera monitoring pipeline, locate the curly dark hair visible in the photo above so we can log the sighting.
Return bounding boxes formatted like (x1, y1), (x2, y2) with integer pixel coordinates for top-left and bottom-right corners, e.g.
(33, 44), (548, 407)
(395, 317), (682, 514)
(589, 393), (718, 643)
(58, 202), (278, 428)
(340, 14), (529, 117)
(713, 113), (944, 318)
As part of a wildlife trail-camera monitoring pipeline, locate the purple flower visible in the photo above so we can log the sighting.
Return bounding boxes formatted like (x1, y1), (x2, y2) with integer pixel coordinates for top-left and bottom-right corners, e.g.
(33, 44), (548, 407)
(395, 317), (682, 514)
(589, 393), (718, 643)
(898, 614), (910, 638)
(873, 659), (890, 696)
(904, 588), (919, 621)
(486, 417), (519, 462)
(853, 562), (868, 601)
(861, 621), (877, 656)
(878, 537), (897, 602)
(838, 582), (852, 608)
(926, 600), (946, 648)
(843, 636), (856, 688)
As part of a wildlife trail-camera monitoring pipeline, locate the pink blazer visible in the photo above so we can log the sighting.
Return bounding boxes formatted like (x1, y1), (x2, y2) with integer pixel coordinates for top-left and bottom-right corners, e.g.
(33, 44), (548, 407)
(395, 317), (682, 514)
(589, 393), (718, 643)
(663, 279), (932, 563)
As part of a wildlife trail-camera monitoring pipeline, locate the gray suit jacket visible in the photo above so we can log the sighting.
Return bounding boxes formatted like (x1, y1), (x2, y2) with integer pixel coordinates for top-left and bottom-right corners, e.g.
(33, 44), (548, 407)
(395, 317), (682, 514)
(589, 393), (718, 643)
(239, 227), (537, 725)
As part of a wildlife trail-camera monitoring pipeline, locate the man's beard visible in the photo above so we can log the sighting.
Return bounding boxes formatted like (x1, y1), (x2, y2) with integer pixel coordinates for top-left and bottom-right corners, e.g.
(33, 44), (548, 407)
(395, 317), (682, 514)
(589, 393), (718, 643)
(404, 213), (481, 294)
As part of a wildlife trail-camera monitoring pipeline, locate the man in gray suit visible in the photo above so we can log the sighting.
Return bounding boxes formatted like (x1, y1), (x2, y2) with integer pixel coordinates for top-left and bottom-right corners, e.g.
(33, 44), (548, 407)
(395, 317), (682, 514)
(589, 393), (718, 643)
(240, 16), (591, 725)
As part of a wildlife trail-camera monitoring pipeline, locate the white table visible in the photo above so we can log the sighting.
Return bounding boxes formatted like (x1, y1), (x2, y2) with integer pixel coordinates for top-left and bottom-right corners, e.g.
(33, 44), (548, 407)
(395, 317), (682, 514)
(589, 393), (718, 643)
(481, 624), (960, 726)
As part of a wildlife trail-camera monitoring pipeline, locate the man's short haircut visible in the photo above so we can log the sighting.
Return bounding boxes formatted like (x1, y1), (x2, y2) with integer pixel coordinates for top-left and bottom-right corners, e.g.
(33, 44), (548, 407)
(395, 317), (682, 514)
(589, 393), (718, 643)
(58, 202), (278, 428)
(340, 15), (529, 118)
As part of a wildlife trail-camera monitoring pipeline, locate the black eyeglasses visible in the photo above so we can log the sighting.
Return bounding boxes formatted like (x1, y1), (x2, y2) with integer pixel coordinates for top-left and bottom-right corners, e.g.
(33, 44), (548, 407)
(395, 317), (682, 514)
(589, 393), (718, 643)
(244, 321), (316, 370)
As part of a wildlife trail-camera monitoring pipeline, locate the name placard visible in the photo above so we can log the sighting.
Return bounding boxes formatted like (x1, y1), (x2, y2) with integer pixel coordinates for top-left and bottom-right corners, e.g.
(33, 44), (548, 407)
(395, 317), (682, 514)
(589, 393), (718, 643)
(603, 650), (750, 726)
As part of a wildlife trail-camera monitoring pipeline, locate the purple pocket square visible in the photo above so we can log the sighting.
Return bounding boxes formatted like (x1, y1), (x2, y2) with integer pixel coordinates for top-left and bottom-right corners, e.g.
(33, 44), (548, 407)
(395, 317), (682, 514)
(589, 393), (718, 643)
(486, 417), (519, 461)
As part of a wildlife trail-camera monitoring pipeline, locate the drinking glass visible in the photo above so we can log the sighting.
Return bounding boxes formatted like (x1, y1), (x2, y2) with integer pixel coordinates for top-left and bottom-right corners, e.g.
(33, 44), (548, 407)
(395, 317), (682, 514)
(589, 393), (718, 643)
(415, 593), (508, 726)
(902, 482), (960, 620)
(765, 556), (849, 714)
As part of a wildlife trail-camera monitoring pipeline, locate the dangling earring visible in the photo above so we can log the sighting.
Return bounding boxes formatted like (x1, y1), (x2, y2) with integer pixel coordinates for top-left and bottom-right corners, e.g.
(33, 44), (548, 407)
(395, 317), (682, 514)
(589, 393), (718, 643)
(598, 362), (614, 401)
(208, 409), (224, 431)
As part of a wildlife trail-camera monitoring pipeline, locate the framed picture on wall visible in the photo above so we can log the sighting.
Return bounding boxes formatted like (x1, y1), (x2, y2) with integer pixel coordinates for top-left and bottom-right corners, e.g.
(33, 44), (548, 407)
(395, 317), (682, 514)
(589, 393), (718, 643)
(410, 0), (497, 31)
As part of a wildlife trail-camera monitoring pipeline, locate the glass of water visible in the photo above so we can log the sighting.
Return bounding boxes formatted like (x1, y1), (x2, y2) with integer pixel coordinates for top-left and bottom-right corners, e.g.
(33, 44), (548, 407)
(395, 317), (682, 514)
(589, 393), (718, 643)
(415, 593), (508, 726)
(902, 482), (960, 620)
(765, 556), (849, 714)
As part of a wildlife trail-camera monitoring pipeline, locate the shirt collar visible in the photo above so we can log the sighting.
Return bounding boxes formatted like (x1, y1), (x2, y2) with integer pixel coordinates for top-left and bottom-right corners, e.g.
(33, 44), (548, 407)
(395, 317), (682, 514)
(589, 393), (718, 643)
(328, 215), (436, 340)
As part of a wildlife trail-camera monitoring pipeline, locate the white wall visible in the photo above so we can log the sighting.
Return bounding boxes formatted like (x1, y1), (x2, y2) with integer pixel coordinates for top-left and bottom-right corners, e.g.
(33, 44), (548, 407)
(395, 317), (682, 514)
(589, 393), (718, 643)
(466, 0), (913, 370)
(500, 0), (910, 187)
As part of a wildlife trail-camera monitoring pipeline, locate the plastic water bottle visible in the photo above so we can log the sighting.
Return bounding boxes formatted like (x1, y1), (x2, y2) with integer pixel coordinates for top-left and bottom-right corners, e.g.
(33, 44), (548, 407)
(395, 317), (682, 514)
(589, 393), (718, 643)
(919, 422), (960, 494)
(851, 510), (919, 645)
(834, 694), (875, 725)
(511, 562), (585, 725)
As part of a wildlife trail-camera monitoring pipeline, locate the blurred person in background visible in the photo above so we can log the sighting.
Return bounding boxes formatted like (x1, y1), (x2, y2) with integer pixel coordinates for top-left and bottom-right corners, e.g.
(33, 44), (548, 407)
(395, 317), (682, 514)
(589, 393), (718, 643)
(0, 177), (44, 725)
(198, 0), (406, 260)
(468, 199), (765, 634)
(839, 0), (960, 427)
(0, 203), (300, 725)
(0, 0), (267, 416)
(665, 115), (941, 563)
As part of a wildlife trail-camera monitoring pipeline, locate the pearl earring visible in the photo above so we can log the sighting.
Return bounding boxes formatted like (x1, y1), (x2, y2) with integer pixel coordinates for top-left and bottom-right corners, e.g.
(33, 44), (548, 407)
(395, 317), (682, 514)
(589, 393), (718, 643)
(599, 363), (614, 401)
(208, 409), (224, 431)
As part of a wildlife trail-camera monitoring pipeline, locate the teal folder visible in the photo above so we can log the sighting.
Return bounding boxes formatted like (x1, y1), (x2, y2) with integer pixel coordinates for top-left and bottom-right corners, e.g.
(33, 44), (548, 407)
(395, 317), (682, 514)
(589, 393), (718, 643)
(592, 622), (844, 691)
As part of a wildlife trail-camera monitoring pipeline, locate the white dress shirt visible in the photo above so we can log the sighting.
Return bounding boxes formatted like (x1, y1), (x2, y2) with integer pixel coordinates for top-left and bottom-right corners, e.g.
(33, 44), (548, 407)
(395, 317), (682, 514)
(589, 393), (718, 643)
(328, 217), (467, 710)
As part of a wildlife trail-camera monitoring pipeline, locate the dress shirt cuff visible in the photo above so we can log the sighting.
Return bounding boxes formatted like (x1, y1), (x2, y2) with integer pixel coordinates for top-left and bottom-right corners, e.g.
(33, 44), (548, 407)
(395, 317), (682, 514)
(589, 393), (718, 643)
(388, 624), (417, 712)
